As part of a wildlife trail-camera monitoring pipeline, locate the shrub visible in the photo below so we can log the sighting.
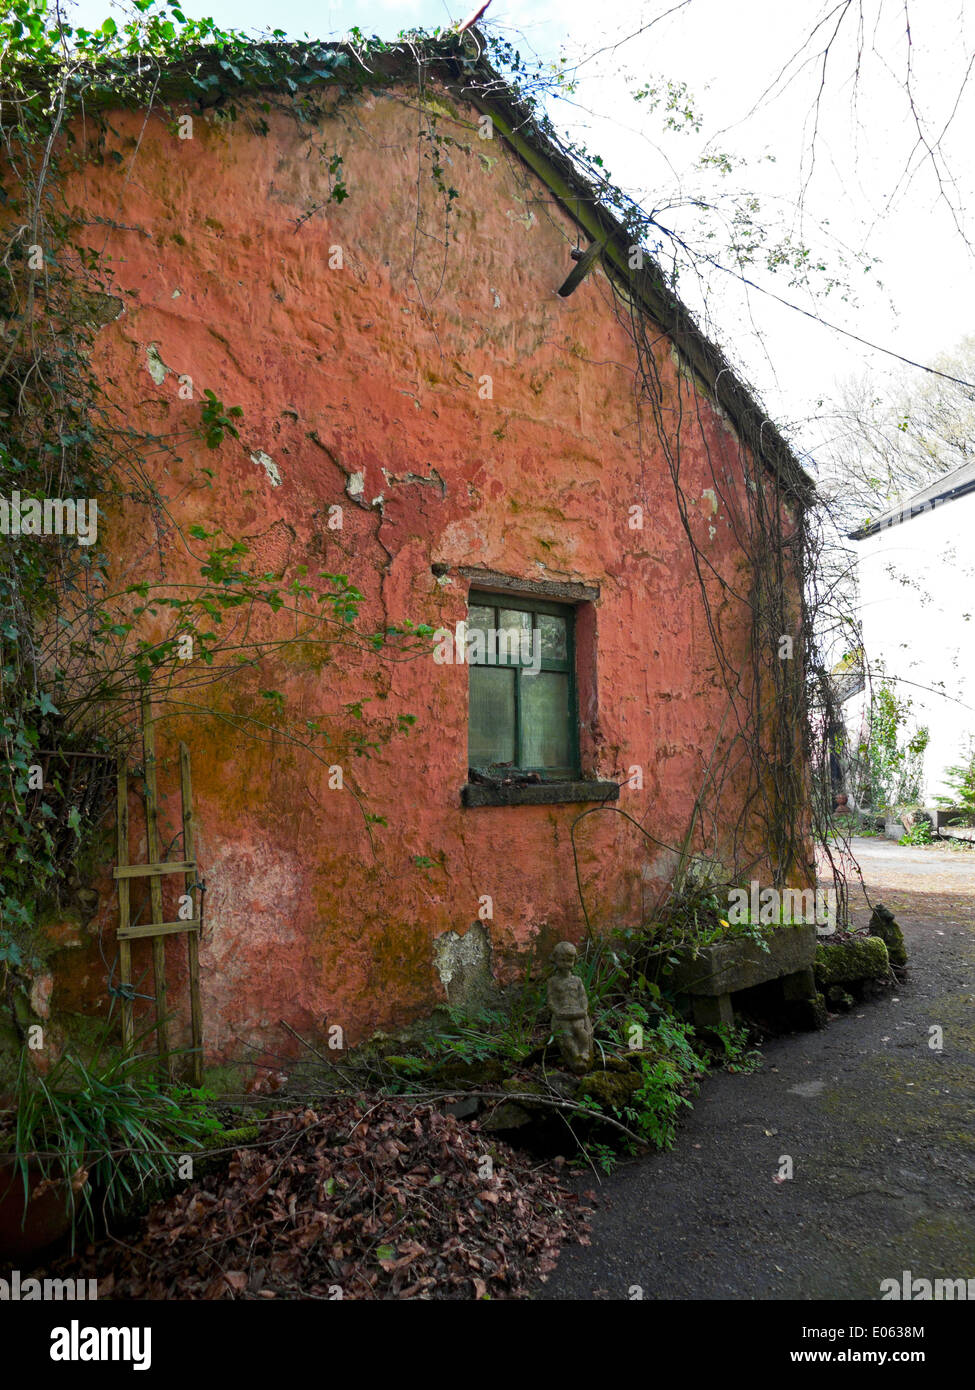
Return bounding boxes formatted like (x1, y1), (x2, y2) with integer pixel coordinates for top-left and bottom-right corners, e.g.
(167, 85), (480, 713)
(934, 742), (975, 826)
(3, 1040), (218, 1246)
(854, 681), (929, 813)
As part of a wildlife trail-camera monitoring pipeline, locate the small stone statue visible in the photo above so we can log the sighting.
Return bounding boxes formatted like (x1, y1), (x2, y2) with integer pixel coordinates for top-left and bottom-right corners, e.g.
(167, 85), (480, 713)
(547, 941), (593, 1075)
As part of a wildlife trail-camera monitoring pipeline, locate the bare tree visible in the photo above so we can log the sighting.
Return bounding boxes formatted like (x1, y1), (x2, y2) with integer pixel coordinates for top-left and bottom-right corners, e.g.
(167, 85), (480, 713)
(817, 335), (975, 536)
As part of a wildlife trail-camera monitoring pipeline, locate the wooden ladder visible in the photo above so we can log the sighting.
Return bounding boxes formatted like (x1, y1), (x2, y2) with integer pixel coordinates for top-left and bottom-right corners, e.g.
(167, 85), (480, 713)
(114, 698), (203, 1083)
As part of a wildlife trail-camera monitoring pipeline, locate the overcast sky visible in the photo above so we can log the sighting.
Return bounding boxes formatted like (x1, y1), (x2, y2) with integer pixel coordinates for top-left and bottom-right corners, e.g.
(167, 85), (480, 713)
(63, 0), (975, 471)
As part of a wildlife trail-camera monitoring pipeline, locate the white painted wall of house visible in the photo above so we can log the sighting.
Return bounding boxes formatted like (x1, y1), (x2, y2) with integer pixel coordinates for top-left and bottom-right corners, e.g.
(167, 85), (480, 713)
(846, 489), (975, 803)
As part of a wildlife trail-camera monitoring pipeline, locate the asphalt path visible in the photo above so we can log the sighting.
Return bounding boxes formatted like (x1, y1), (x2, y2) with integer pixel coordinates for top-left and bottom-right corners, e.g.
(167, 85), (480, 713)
(541, 839), (975, 1300)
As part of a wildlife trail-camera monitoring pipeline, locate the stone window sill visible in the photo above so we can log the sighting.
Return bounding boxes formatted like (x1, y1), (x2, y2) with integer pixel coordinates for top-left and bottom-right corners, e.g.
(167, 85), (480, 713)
(461, 780), (620, 808)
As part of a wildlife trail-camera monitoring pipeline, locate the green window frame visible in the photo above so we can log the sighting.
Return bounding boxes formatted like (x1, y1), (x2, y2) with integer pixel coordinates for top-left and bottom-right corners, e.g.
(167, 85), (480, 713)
(466, 589), (579, 780)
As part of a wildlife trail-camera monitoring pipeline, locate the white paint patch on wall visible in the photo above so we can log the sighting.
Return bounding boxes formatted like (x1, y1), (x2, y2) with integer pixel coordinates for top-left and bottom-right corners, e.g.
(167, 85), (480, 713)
(251, 450), (281, 487)
(203, 843), (303, 985)
(146, 343), (168, 385)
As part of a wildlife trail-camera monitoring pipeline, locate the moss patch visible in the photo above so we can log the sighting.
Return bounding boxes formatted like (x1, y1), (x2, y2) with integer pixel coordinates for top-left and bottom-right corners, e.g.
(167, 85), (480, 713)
(868, 903), (908, 969)
(815, 936), (890, 987)
(577, 1068), (641, 1108)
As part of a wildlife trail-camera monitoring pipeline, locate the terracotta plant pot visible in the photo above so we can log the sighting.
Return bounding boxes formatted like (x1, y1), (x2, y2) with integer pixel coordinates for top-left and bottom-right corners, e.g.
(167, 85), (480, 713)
(0, 1156), (73, 1261)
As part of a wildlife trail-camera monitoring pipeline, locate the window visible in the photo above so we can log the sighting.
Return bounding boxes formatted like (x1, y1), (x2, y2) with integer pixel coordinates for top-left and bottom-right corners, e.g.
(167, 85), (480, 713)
(467, 589), (578, 779)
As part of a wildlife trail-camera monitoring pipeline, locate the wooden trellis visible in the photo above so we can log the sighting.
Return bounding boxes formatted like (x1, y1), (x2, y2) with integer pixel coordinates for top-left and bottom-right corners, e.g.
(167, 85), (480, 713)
(115, 701), (203, 1083)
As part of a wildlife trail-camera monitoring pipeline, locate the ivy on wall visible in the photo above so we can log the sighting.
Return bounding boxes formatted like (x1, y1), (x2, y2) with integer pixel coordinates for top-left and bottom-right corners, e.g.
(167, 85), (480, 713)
(0, 2), (439, 1037)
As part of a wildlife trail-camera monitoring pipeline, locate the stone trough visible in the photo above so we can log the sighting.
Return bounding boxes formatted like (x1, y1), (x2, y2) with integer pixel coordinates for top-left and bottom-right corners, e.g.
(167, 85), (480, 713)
(665, 924), (822, 1030)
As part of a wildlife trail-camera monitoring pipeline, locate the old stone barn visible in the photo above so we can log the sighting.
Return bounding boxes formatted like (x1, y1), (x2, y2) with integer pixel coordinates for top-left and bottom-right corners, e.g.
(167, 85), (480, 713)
(40, 38), (814, 1067)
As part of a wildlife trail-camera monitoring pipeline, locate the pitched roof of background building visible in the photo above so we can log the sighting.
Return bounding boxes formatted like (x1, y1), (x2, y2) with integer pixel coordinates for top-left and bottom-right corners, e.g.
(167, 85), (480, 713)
(848, 455), (975, 539)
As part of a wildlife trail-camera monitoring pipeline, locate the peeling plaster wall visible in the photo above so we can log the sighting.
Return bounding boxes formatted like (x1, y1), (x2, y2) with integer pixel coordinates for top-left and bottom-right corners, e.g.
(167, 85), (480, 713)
(52, 83), (799, 1061)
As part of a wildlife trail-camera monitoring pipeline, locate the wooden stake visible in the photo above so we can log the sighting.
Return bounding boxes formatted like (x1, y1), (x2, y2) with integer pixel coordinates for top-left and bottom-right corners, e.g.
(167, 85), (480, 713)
(141, 696), (170, 1077)
(113, 861), (195, 879)
(115, 758), (134, 1053)
(117, 919), (200, 941)
(180, 741), (203, 1086)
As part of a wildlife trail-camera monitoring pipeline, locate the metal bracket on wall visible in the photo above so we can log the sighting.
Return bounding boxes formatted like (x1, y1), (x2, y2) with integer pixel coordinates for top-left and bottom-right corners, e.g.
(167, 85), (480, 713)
(556, 240), (605, 297)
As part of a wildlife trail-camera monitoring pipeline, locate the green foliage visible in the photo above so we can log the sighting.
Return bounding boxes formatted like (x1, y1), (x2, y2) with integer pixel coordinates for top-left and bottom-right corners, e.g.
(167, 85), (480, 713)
(933, 741), (975, 826)
(855, 680), (929, 813)
(422, 998), (541, 1067)
(828, 810), (883, 840)
(622, 1053), (696, 1149)
(198, 390), (243, 449)
(576, 1139), (617, 1175)
(612, 877), (775, 997)
(576, 1016), (708, 1154)
(5, 1037), (216, 1246)
(706, 1022), (763, 1073)
(631, 77), (702, 133)
(899, 818), (933, 846)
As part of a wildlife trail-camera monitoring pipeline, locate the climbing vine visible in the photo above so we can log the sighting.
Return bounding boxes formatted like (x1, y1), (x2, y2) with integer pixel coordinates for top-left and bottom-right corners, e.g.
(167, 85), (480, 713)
(0, 3), (440, 1039)
(458, 28), (858, 926)
(0, 5), (870, 1061)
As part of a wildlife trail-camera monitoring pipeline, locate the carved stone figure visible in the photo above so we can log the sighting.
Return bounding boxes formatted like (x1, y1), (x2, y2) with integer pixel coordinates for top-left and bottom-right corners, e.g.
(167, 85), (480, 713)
(547, 941), (593, 1075)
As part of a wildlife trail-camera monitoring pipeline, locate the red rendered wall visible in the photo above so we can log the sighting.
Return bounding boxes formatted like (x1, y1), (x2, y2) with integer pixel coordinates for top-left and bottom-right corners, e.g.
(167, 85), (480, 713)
(46, 80), (795, 1063)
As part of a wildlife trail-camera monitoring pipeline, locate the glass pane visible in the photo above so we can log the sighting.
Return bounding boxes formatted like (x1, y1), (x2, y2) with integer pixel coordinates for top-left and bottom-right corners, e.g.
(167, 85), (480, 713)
(498, 608), (531, 666)
(521, 671), (570, 769)
(469, 666), (515, 765)
(466, 605), (494, 666)
(539, 613), (567, 663)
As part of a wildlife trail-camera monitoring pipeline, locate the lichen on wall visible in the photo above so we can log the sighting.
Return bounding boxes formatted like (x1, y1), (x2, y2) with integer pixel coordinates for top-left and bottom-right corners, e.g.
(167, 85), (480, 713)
(433, 923), (494, 1007)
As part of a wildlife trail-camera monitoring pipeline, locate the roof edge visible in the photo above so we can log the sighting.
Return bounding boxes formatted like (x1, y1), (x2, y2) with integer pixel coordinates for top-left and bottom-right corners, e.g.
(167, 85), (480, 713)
(848, 473), (975, 539)
(44, 33), (814, 506)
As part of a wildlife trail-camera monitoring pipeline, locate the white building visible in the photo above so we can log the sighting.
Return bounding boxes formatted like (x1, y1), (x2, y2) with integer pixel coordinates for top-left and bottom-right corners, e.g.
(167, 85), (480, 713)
(845, 457), (975, 804)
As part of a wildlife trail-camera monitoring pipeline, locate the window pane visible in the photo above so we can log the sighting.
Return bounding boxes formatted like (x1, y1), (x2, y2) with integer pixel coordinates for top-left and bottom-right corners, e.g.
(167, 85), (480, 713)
(498, 608), (531, 666)
(464, 603), (495, 667)
(521, 671), (570, 769)
(469, 666), (515, 765)
(539, 613), (567, 663)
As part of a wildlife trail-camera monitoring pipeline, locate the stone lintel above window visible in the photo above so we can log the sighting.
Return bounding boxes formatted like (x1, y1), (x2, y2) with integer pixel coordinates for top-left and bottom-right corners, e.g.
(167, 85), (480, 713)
(461, 779), (619, 808)
(456, 567), (599, 604)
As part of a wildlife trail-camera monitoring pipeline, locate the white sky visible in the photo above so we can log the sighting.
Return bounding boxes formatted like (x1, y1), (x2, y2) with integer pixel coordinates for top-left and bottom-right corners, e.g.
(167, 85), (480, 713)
(64, 0), (975, 471)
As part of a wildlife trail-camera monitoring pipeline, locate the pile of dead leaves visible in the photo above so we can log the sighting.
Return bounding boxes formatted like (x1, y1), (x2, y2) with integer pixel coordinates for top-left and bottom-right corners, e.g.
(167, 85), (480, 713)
(57, 1096), (593, 1300)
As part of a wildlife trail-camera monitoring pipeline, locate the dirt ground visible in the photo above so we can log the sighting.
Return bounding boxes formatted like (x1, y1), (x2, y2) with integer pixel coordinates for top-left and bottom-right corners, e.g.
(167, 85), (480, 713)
(540, 838), (975, 1300)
